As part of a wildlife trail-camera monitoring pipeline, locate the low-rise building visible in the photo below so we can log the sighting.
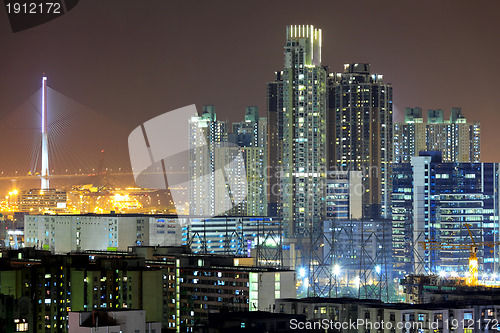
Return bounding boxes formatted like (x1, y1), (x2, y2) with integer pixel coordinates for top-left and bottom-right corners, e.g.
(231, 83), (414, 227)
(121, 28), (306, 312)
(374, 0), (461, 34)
(276, 297), (500, 333)
(25, 214), (151, 252)
(194, 311), (307, 333)
(0, 247), (295, 332)
(24, 214), (281, 260)
(401, 274), (500, 304)
(18, 189), (67, 213)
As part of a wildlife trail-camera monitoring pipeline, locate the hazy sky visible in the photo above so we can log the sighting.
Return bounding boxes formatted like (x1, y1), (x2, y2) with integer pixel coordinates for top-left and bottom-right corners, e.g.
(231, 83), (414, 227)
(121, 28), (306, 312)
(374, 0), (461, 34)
(1, 0), (500, 162)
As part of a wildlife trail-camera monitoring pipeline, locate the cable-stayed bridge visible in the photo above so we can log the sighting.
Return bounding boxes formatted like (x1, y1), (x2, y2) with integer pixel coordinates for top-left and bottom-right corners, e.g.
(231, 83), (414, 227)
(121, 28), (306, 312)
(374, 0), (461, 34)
(0, 77), (135, 192)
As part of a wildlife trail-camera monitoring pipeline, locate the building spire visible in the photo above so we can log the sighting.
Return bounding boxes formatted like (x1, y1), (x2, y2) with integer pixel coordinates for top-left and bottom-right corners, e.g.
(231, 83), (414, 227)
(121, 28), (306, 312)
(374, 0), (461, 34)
(41, 75), (49, 189)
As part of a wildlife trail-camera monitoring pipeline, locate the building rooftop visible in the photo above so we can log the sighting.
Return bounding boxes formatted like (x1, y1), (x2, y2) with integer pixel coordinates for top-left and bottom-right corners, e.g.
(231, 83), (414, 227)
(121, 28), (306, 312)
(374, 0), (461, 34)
(28, 213), (277, 218)
(278, 296), (500, 310)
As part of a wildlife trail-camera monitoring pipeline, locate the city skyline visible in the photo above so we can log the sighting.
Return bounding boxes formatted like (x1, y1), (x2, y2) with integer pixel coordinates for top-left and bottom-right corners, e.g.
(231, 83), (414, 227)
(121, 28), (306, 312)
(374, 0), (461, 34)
(1, 0), (500, 168)
(4, 3), (500, 331)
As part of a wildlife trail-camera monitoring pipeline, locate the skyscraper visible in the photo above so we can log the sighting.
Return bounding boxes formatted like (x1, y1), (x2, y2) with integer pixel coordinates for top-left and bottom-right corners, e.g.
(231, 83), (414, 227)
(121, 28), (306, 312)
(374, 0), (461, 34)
(266, 71), (284, 217)
(392, 152), (499, 278)
(188, 105), (228, 216)
(394, 107), (481, 163)
(280, 25), (327, 238)
(231, 106), (268, 216)
(189, 105), (267, 217)
(328, 63), (393, 219)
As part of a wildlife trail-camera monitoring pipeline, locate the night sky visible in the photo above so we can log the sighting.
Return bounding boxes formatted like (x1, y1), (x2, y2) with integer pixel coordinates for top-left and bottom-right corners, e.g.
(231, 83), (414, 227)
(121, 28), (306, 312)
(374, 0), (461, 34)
(1, 0), (500, 172)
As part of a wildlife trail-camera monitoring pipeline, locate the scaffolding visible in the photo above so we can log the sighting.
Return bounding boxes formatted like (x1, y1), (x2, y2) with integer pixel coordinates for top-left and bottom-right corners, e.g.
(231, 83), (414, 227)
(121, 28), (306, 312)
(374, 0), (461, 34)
(305, 218), (392, 301)
(183, 216), (283, 267)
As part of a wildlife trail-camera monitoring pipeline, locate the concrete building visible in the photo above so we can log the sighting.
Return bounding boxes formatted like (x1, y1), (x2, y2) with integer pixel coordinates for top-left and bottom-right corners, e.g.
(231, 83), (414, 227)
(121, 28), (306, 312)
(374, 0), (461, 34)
(24, 214), (281, 259)
(394, 107), (481, 163)
(328, 63), (393, 219)
(24, 214), (152, 252)
(392, 152), (500, 278)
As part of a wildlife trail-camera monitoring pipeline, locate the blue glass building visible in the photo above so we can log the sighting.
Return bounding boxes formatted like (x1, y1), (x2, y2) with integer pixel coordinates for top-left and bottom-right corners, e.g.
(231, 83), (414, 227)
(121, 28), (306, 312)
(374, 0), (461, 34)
(392, 152), (500, 278)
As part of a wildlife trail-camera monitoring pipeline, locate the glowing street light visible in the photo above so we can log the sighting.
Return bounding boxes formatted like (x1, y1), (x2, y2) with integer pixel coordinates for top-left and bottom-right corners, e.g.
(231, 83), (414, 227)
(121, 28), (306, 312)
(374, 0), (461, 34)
(438, 270), (447, 278)
(354, 276), (360, 289)
(333, 264), (341, 277)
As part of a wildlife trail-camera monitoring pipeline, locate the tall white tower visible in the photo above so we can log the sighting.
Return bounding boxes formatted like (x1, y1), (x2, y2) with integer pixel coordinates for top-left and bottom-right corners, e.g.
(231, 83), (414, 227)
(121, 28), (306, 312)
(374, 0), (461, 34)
(41, 76), (49, 189)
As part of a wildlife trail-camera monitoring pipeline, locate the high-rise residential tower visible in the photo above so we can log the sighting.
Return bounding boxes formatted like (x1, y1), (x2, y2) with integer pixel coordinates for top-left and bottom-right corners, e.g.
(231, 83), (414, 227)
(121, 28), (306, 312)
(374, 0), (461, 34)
(266, 71), (284, 217)
(328, 63), (393, 219)
(189, 105), (268, 217)
(231, 106), (268, 216)
(188, 105), (228, 216)
(393, 107), (481, 163)
(280, 25), (327, 238)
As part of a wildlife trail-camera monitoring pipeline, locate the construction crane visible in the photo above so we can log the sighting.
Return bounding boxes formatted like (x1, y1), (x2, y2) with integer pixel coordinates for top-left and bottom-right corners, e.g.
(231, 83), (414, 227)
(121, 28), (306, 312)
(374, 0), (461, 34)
(419, 223), (500, 286)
